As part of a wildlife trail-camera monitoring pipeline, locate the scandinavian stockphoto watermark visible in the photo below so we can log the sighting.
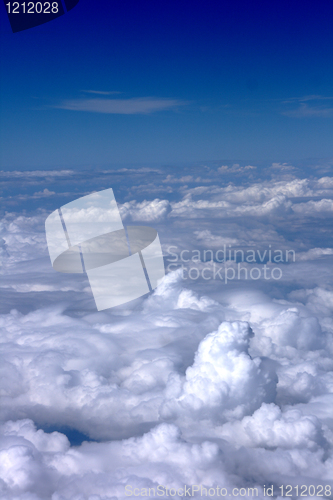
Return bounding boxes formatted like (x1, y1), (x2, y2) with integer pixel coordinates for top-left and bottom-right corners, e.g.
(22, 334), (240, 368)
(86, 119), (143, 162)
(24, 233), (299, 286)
(44, 188), (294, 310)
(166, 245), (296, 283)
(125, 484), (260, 497)
(45, 188), (165, 311)
(125, 484), (332, 497)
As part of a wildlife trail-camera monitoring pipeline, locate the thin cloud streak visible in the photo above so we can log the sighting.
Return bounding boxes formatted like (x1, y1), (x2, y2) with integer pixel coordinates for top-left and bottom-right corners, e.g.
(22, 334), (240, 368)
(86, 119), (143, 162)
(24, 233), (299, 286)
(81, 90), (122, 95)
(282, 103), (333, 118)
(281, 95), (333, 118)
(55, 97), (188, 114)
(282, 95), (333, 103)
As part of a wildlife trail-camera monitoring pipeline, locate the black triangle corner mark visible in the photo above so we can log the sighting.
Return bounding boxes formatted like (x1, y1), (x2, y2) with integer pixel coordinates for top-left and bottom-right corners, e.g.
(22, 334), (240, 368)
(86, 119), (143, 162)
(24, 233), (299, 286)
(63, 0), (80, 13)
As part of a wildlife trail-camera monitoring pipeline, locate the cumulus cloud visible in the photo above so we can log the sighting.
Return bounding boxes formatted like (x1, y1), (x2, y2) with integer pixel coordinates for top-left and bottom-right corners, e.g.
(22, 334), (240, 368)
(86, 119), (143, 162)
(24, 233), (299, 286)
(292, 199), (333, 214)
(160, 321), (277, 427)
(119, 199), (171, 222)
(168, 178), (322, 219)
(219, 403), (325, 450)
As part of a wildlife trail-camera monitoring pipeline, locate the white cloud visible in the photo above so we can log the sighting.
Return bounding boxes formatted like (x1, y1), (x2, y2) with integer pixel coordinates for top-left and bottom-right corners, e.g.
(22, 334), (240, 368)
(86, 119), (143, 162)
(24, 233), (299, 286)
(219, 403), (325, 450)
(297, 248), (333, 261)
(119, 199), (171, 222)
(1, 170), (76, 178)
(55, 97), (188, 114)
(81, 90), (122, 95)
(169, 178), (319, 219)
(292, 199), (333, 214)
(218, 164), (257, 174)
(161, 321), (277, 426)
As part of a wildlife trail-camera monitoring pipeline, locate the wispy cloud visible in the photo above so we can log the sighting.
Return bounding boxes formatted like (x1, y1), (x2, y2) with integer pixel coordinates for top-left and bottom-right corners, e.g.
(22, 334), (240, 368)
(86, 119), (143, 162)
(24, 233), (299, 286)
(281, 95), (333, 118)
(81, 90), (122, 95)
(0, 170), (76, 178)
(282, 103), (333, 118)
(54, 97), (188, 114)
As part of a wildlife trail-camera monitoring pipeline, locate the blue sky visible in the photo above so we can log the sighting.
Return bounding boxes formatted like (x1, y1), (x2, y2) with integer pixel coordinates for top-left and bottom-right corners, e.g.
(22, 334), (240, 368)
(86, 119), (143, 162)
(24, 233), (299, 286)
(0, 0), (332, 169)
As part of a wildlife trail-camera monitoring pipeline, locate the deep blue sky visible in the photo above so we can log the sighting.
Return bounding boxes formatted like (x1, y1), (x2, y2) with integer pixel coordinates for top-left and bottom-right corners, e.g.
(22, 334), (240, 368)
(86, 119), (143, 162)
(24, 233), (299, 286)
(1, 0), (332, 169)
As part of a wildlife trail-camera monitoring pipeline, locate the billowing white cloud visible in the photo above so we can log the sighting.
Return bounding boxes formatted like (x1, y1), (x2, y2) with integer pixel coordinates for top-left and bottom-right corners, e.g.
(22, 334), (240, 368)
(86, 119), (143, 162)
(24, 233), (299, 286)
(168, 178), (330, 219)
(219, 403), (325, 449)
(292, 199), (333, 215)
(119, 199), (171, 222)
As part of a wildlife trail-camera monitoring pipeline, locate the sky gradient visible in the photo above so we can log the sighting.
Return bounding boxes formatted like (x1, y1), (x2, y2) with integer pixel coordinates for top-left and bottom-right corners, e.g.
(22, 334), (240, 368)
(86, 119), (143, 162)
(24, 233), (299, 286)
(1, 0), (333, 168)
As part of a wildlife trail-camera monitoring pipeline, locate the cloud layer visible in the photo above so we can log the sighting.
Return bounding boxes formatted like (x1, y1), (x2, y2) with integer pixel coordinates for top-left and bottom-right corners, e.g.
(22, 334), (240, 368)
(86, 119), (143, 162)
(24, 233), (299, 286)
(1, 164), (333, 498)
